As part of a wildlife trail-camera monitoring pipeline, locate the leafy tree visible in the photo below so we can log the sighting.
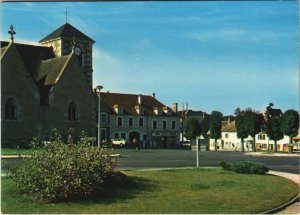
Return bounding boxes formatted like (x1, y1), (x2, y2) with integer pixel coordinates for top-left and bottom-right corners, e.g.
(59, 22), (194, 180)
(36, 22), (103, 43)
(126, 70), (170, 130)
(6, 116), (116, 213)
(200, 114), (210, 150)
(209, 111), (223, 151)
(244, 109), (263, 152)
(235, 109), (248, 152)
(264, 104), (283, 152)
(184, 118), (201, 140)
(280, 109), (299, 144)
(265, 117), (283, 152)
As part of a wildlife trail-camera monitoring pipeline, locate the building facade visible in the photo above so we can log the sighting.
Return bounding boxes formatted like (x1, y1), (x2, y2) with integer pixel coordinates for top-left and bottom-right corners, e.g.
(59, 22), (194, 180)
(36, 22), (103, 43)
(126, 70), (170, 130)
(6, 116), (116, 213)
(1, 23), (96, 145)
(209, 120), (296, 152)
(100, 92), (180, 148)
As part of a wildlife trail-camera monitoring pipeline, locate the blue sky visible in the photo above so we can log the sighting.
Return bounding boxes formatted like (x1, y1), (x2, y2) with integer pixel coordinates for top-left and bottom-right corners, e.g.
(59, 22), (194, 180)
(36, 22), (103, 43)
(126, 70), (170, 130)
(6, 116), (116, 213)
(1, 2), (298, 115)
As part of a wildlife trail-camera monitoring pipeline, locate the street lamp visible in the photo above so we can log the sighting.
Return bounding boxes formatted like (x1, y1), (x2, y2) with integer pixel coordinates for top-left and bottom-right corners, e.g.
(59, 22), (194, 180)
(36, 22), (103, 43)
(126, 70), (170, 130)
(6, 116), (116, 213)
(96, 85), (103, 148)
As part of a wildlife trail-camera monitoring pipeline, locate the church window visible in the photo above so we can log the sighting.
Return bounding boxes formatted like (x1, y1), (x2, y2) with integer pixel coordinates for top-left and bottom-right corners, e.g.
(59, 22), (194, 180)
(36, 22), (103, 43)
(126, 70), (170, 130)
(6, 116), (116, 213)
(68, 101), (78, 121)
(5, 97), (17, 120)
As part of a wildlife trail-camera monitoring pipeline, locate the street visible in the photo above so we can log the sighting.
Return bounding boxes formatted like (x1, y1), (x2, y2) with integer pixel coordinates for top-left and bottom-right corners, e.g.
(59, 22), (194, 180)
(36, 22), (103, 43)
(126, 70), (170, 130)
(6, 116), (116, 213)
(113, 149), (300, 174)
(1, 149), (299, 174)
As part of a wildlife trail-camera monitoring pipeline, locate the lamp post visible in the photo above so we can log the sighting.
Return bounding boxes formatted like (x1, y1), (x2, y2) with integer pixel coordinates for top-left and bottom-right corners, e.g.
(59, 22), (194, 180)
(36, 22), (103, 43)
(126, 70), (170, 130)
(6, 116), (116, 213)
(96, 85), (103, 148)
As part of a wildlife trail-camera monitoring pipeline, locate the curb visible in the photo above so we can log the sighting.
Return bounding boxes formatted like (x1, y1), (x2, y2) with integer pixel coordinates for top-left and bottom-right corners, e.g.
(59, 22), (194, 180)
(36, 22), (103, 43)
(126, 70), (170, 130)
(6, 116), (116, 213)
(1, 154), (121, 159)
(261, 172), (300, 214)
(244, 152), (300, 157)
(110, 154), (121, 158)
(261, 195), (299, 214)
(1, 155), (31, 159)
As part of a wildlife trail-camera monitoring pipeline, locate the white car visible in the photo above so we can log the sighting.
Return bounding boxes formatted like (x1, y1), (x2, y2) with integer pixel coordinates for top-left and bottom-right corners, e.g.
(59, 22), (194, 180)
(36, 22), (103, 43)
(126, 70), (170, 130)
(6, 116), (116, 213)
(182, 140), (191, 147)
(111, 138), (129, 146)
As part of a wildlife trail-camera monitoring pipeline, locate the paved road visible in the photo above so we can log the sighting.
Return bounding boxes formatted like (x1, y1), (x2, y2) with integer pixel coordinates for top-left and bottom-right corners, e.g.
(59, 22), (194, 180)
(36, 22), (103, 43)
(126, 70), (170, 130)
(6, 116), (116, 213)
(1, 149), (299, 174)
(113, 149), (300, 174)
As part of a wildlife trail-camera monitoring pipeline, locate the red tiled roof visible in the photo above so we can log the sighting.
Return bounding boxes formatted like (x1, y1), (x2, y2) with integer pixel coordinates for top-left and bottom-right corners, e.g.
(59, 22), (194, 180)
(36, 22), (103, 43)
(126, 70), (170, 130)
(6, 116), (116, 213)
(222, 121), (236, 132)
(100, 92), (176, 116)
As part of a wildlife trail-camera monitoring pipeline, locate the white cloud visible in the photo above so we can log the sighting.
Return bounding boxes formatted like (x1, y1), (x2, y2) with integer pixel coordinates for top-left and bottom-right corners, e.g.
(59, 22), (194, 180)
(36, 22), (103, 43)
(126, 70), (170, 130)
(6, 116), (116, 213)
(188, 28), (281, 44)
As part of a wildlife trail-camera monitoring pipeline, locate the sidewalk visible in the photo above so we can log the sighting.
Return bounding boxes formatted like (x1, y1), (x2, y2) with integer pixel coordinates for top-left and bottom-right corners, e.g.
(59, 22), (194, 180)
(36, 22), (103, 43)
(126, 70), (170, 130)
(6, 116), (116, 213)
(1, 154), (121, 159)
(245, 152), (300, 157)
(268, 171), (300, 214)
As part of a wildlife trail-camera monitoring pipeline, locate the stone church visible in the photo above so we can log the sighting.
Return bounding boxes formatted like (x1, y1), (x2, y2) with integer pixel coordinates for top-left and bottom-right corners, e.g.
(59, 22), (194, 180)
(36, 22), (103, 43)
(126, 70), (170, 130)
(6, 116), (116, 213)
(1, 23), (97, 145)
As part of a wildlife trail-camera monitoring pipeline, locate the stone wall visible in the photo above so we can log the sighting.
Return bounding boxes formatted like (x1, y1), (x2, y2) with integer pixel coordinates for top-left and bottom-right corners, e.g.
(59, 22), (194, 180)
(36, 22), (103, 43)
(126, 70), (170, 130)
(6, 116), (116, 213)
(45, 54), (96, 140)
(1, 44), (41, 142)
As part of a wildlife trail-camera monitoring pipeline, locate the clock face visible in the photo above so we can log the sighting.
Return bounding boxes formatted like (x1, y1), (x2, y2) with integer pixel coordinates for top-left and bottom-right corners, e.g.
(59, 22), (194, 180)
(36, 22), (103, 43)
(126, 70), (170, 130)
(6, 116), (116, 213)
(74, 46), (82, 55)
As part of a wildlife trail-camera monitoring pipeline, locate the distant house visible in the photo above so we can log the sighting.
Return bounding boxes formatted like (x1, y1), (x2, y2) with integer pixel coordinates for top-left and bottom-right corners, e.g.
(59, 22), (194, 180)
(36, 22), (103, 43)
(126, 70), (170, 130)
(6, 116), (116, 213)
(209, 119), (253, 151)
(99, 92), (180, 148)
(209, 118), (293, 152)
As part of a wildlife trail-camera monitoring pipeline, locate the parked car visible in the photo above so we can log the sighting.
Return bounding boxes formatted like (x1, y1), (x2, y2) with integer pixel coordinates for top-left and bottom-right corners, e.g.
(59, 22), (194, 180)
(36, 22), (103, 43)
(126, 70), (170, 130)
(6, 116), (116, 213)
(182, 140), (191, 147)
(111, 138), (129, 147)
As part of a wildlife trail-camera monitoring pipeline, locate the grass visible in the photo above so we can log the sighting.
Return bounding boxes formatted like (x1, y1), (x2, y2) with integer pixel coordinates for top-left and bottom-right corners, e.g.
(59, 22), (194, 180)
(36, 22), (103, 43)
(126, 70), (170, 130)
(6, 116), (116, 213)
(1, 148), (44, 156)
(2, 168), (299, 214)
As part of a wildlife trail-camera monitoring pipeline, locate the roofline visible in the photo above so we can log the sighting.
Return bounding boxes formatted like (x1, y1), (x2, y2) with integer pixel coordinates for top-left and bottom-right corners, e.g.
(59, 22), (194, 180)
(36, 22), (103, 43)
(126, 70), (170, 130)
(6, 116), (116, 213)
(39, 36), (95, 44)
(100, 91), (154, 97)
(0, 41), (12, 60)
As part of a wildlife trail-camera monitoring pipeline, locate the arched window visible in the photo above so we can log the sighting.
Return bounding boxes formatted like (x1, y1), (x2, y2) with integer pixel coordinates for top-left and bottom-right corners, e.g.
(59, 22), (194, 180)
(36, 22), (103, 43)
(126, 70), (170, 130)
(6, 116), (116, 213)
(5, 97), (17, 120)
(68, 101), (78, 121)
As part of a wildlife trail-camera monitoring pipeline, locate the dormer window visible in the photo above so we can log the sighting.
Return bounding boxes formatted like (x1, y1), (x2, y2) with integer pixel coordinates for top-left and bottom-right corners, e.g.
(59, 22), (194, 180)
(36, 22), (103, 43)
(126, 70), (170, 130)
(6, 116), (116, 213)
(135, 105), (144, 115)
(113, 104), (123, 114)
(163, 107), (171, 115)
(154, 107), (162, 115)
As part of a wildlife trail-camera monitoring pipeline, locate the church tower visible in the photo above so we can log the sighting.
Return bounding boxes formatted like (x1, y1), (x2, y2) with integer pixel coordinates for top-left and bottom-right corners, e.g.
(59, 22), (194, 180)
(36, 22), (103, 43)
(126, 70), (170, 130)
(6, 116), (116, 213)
(39, 23), (95, 88)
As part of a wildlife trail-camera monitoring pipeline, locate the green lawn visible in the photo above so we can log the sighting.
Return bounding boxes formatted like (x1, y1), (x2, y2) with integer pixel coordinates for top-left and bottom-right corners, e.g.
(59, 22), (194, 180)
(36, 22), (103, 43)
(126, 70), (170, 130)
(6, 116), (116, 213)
(2, 168), (298, 214)
(1, 148), (43, 156)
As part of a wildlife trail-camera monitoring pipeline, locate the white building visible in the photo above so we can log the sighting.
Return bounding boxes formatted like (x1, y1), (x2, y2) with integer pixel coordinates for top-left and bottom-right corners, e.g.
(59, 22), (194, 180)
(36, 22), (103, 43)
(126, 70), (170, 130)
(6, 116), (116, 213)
(209, 120), (295, 152)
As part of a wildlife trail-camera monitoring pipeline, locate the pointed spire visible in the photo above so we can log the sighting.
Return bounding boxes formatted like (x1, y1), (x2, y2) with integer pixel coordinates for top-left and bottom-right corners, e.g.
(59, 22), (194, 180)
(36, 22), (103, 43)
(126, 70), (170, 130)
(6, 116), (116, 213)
(65, 8), (68, 23)
(8, 25), (16, 42)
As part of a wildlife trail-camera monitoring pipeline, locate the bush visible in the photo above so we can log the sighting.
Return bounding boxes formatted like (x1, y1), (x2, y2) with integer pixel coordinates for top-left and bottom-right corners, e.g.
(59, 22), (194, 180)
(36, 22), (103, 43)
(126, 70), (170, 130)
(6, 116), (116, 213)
(10, 132), (116, 202)
(219, 161), (232, 170)
(219, 161), (269, 175)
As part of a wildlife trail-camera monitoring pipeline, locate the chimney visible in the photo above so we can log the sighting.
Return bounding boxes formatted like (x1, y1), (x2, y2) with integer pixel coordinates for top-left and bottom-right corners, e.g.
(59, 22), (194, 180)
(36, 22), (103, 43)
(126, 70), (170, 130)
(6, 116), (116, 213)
(138, 94), (142, 105)
(172, 103), (178, 113)
(152, 93), (155, 98)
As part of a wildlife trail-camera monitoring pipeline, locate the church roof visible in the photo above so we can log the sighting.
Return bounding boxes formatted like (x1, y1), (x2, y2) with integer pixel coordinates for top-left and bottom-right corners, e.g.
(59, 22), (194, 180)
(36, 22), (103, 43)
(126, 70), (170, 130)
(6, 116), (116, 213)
(100, 92), (177, 117)
(3, 42), (55, 78)
(39, 23), (95, 43)
(1, 47), (8, 58)
(36, 55), (71, 85)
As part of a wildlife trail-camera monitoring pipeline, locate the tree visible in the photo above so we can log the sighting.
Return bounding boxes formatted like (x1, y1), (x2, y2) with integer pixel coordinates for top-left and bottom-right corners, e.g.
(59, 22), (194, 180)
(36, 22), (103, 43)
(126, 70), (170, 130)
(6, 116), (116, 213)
(264, 104), (283, 152)
(280, 109), (300, 144)
(265, 117), (283, 152)
(200, 115), (210, 150)
(235, 109), (248, 152)
(184, 118), (201, 140)
(244, 109), (263, 152)
(209, 111), (223, 151)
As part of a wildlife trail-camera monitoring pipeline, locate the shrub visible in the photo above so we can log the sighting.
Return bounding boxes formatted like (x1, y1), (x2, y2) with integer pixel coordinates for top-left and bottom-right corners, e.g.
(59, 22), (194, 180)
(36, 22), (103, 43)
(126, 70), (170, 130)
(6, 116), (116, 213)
(219, 161), (269, 175)
(218, 161), (232, 170)
(10, 131), (116, 202)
